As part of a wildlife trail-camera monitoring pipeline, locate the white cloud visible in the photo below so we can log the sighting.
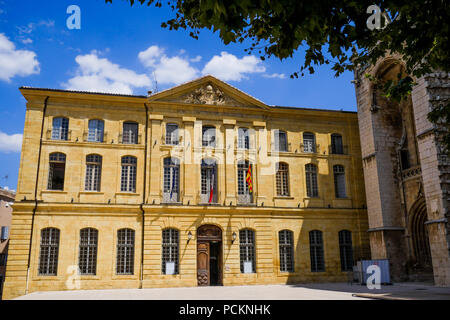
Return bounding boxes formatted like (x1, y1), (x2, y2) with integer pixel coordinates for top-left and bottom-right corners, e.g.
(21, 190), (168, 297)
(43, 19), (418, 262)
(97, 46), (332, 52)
(190, 55), (202, 63)
(202, 52), (266, 81)
(263, 73), (286, 79)
(0, 33), (40, 82)
(21, 38), (33, 44)
(0, 131), (22, 153)
(139, 45), (199, 85)
(63, 51), (151, 94)
(17, 20), (55, 34)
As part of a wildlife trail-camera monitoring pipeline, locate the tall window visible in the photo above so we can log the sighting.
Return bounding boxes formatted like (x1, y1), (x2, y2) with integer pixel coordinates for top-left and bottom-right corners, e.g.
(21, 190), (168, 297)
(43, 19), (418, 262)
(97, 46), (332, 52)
(1, 226), (9, 240)
(79, 228), (98, 275)
(339, 230), (353, 271)
(274, 130), (287, 152)
(237, 160), (253, 204)
(200, 159), (217, 203)
(310, 230), (325, 272)
(122, 122), (138, 144)
(162, 228), (179, 275)
(240, 229), (256, 273)
(88, 119), (104, 142)
(331, 133), (344, 154)
(38, 228), (60, 276)
(238, 127), (250, 149)
(116, 228), (135, 275)
(163, 157), (180, 202)
(51, 117), (69, 140)
(303, 132), (316, 153)
(165, 123), (179, 145)
(276, 162), (290, 196)
(305, 164), (318, 198)
(85, 154), (102, 191)
(333, 165), (346, 198)
(121, 156), (137, 192)
(279, 230), (294, 272)
(202, 125), (216, 147)
(47, 153), (66, 190)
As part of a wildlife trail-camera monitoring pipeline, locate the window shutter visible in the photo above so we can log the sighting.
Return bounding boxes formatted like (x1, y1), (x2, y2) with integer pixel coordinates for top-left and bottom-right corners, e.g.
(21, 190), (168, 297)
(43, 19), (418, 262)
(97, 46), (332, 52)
(1, 226), (9, 240)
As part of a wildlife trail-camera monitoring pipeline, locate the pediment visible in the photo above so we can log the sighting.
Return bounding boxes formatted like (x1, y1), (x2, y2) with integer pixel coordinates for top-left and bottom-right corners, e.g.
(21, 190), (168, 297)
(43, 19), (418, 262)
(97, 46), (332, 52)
(148, 75), (269, 109)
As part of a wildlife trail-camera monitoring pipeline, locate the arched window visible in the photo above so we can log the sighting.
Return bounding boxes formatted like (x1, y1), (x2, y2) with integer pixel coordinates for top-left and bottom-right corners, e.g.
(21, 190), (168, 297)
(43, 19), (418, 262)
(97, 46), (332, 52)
(162, 228), (179, 275)
(122, 121), (138, 144)
(88, 119), (104, 142)
(240, 229), (256, 273)
(305, 164), (318, 198)
(38, 228), (60, 276)
(309, 230), (325, 272)
(238, 127), (250, 149)
(274, 130), (287, 152)
(116, 228), (135, 275)
(48, 153), (66, 190)
(331, 133), (344, 154)
(163, 157), (180, 203)
(79, 228), (98, 275)
(276, 162), (290, 196)
(237, 160), (253, 204)
(201, 159), (217, 203)
(303, 132), (316, 153)
(333, 165), (346, 198)
(202, 125), (216, 147)
(165, 123), (179, 145)
(85, 154), (102, 191)
(338, 230), (353, 271)
(52, 117), (69, 140)
(279, 230), (294, 272)
(121, 156), (137, 192)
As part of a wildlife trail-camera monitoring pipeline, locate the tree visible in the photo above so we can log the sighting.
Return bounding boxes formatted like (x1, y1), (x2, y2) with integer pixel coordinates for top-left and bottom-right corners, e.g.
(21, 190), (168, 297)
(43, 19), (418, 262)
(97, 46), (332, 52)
(105, 0), (449, 153)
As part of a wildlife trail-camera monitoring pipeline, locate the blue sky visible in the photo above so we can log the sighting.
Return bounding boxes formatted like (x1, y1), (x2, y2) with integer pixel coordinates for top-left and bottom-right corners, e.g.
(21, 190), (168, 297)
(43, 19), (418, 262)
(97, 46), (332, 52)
(0, 0), (357, 191)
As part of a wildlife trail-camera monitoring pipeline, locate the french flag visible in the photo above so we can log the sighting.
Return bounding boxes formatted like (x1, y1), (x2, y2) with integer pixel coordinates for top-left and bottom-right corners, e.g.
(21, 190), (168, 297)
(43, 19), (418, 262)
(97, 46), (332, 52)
(208, 171), (215, 203)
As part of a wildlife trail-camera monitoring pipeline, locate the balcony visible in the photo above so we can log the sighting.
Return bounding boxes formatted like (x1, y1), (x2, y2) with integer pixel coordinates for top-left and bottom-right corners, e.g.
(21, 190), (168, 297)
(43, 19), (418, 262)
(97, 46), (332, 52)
(300, 143), (321, 154)
(46, 129), (72, 141)
(162, 135), (183, 146)
(329, 145), (349, 155)
(82, 131), (108, 143)
(272, 142), (292, 153)
(119, 133), (142, 145)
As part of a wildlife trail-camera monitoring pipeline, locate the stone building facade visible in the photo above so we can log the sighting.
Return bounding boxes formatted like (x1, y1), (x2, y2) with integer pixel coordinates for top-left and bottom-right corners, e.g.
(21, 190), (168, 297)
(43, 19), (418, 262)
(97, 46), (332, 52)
(0, 188), (15, 299)
(354, 56), (450, 286)
(2, 75), (369, 299)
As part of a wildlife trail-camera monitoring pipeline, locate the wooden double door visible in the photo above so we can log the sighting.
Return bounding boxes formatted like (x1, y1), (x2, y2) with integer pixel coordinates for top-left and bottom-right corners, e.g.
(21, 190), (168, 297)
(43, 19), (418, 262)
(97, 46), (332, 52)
(197, 225), (223, 286)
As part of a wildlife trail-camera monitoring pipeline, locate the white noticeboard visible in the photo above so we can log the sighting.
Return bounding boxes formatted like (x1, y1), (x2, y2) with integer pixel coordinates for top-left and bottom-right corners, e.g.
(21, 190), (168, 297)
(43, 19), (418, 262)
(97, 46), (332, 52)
(165, 262), (175, 275)
(243, 261), (253, 273)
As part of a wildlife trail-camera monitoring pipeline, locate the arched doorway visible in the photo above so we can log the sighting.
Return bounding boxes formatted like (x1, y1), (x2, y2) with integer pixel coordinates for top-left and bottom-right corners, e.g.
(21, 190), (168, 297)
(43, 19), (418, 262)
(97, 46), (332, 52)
(409, 200), (432, 268)
(197, 225), (222, 286)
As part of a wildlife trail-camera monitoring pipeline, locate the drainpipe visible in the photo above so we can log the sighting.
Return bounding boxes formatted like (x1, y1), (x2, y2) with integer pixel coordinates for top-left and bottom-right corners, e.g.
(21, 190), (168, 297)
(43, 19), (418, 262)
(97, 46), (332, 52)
(25, 96), (49, 294)
(139, 103), (149, 289)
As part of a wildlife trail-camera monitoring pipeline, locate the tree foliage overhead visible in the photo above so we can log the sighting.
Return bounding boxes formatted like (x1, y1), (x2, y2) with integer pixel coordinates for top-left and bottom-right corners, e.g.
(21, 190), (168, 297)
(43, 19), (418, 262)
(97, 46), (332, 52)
(106, 0), (449, 152)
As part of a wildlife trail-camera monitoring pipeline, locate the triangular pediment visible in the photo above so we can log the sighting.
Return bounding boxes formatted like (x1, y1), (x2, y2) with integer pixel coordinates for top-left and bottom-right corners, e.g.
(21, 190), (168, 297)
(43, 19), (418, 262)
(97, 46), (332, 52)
(148, 75), (269, 109)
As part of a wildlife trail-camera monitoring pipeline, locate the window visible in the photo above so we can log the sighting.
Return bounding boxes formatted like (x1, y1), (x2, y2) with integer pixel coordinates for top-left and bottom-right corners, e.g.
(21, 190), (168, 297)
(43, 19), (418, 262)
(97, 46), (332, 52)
(163, 157), (180, 203)
(303, 132), (316, 153)
(276, 162), (290, 196)
(400, 149), (411, 170)
(0, 253), (7, 266)
(201, 159), (217, 203)
(51, 117), (69, 140)
(165, 123), (179, 145)
(279, 230), (294, 272)
(162, 228), (179, 275)
(47, 153), (66, 190)
(339, 230), (353, 271)
(310, 230), (325, 272)
(116, 228), (135, 275)
(274, 130), (287, 152)
(88, 119), (104, 142)
(333, 165), (346, 198)
(85, 154), (102, 192)
(240, 229), (256, 273)
(331, 134), (344, 154)
(38, 228), (60, 276)
(238, 127), (250, 149)
(121, 156), (137, 192)
(122, 122), (138, 144)
(237, 160), (253, 204)
(1, 226), (9, 240)
(305, 164), (318, 198)
(202, 126), (216, 147)
(79, 228), (98, 275)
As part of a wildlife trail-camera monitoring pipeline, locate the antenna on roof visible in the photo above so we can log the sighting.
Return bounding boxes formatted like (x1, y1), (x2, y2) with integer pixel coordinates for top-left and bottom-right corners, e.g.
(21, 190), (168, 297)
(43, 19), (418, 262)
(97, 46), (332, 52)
(152, 71), (159, 94)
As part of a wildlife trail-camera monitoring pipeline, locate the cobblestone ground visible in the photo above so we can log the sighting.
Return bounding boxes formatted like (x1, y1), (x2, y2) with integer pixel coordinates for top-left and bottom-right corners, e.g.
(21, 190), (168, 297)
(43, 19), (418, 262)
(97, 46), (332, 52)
(12, 282), (450, 300)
